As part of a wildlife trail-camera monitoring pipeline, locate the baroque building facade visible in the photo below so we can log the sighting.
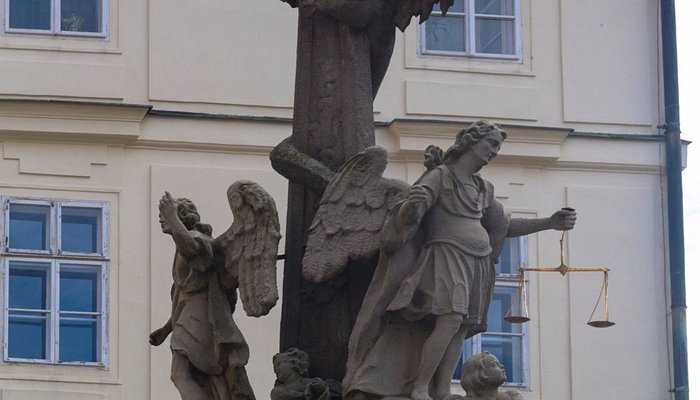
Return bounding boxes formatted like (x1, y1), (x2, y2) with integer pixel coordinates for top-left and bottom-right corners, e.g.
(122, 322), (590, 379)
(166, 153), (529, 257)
(0, 0), (678, 399)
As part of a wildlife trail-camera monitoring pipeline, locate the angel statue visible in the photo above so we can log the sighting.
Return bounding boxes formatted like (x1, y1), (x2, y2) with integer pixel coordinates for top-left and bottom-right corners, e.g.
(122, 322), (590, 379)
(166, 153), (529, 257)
(149, 181), (281, 400)
(302, 120), (576, 400)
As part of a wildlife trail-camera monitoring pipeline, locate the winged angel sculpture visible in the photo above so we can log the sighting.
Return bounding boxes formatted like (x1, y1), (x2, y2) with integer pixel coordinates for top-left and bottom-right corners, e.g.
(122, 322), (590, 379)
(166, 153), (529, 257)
(302, 121), (576, 400)
(149, 181), (281, 400)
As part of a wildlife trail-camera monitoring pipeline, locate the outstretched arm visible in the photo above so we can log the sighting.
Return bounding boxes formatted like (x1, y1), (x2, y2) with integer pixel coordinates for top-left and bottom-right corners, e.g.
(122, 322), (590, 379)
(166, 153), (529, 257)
(269, 136), (335, 196)
(149, 318), (172, 346)
(159, 192), (201, 258)
(507, 208), (576, 238)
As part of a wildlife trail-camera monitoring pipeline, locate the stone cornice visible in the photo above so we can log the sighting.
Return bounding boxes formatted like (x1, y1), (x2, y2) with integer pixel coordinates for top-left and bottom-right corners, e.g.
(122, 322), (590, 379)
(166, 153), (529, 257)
(0, 99), (151, 144)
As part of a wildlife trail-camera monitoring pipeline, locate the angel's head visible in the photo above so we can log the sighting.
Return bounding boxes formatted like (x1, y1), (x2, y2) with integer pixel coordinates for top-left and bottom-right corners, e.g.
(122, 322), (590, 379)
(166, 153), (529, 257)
(272, 348), (310, 383)
(459, 352), (507, 395)
(159, 198), (212, 236)
(444, 120), (507, 168)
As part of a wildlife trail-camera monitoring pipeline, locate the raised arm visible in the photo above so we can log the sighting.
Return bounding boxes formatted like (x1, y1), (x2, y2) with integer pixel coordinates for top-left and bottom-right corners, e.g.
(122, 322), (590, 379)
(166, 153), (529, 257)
(159, 192), (201, 258)
(269, 136), (335, 196)
(506, 208), (576, 238)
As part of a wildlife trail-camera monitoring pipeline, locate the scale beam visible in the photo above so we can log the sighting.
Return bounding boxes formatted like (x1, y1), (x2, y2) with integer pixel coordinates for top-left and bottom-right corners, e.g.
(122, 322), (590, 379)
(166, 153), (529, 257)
(504, 231), (615, 328)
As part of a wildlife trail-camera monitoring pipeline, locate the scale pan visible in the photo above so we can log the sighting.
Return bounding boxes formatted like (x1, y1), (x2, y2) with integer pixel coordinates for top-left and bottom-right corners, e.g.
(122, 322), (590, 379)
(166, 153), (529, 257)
(587, 320), (615, 328)
(504, 316), (530, 323)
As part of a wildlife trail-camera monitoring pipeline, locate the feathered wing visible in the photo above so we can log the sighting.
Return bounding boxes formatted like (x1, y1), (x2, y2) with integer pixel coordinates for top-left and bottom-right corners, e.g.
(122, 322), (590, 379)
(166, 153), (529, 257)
(302, 146), (410, 283)
(216, 181), (282, 317)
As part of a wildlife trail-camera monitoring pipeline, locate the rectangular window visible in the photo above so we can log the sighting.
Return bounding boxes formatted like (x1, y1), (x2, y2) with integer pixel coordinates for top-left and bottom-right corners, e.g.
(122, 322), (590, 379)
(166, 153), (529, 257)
(2, 197), (108, 366)
(4, 0), (107, 37)
(421, 0), (521, 60)
(453, 236), (529, 387)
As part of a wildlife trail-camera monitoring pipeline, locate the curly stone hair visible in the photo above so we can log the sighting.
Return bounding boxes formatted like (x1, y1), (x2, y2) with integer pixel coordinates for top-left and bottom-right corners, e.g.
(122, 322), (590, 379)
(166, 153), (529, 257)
(443, 120), (507, 165)
(175, 198), (213, 236)
(273, 348), (311, 377)
(459, 352), (505, 395)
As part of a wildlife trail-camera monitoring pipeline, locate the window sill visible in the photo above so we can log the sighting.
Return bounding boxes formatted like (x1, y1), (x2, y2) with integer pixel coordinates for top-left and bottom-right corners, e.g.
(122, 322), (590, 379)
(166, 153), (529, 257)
(0, 33), (119, 54)
(406, 52), (534, 77)
(0, 369), (119, 385)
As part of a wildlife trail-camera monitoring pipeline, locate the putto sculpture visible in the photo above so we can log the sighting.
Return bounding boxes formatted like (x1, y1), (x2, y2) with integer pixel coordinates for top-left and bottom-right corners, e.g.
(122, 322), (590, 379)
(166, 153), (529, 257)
(271, 348), (342, 400)
(445, 353), (524, 400)
(299, 121), (576, 400)
(149, 181), (281, 400)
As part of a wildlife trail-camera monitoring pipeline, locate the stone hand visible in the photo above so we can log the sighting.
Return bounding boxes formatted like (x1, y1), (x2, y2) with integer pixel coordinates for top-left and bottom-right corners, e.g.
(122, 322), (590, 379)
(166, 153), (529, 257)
(305, 378), (328, 398)
(159, 191), (178, 219)
(549, 208), (577, 231)
(399, 186), (428, 223)
(149, 326), (170, 346)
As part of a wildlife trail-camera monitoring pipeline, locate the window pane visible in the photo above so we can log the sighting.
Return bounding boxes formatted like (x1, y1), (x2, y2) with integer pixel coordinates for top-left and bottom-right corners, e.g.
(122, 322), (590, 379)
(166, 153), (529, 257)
(475, 0), (514, 16)
(60, 266), (100, 312)
(8, 0), (51, 30)
(495, 238), (520, 274)
(425, 16), (465, 52)
(9, 261), (50, 310)
(61, 206), (101, 253)
(432, 0), (464, 14)
(475, 18), (515, 55)
(59, 315), (98, 362)
(482, 335), (523, 383)
(9, 203), (50, 251)
(487, 285), (523, 333)
(452, 338), (475, 380)
(61, 0), (102, 33)
(8, 312), (48, 360)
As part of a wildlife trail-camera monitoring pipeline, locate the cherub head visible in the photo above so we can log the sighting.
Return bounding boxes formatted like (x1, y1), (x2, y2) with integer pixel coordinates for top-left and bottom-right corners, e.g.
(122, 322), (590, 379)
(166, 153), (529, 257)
(273, 348), (310, 383)
(459, 352), (507, 395)
(444, 120), (507, 167)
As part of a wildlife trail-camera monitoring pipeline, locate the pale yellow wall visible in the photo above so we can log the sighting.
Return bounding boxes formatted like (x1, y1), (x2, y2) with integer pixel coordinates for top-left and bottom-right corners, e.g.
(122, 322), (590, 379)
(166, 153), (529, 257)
(0, 0), (660, 132)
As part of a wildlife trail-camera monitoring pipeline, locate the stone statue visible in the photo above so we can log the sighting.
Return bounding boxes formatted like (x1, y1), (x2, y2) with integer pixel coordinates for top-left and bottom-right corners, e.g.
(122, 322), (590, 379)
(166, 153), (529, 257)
(445, 353), (523, 400)
(149, 181), (282, 400)
(271, 348), (343, 400)
(298, 120), (575, 400)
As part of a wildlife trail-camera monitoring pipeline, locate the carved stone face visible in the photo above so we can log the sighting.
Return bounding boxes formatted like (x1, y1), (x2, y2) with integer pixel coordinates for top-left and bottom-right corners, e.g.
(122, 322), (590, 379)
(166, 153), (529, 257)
(470, 131), (504, 166)
(273, 354), (297, 382)
(482, 356), (507, 386)
(159, 212), (172, 234)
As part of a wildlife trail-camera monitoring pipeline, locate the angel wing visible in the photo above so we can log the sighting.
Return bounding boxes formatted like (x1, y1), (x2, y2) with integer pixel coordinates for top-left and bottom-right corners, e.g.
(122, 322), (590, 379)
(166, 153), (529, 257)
(215, 181), (282, 317)
(302, 146), (410, 283)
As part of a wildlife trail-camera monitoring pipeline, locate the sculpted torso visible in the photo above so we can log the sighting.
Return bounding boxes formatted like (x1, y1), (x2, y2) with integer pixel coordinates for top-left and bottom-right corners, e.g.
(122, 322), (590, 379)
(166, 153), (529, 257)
(419, 166), (493, 257)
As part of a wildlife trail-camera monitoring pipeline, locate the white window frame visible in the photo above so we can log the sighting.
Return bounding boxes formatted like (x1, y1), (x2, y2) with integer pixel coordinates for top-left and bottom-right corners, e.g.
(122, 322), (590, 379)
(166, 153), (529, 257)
(1, 197), (109, 367)
(420, 0), (522, 61)
(453, 236), (530, 388)
(3, 0), (109, 38)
